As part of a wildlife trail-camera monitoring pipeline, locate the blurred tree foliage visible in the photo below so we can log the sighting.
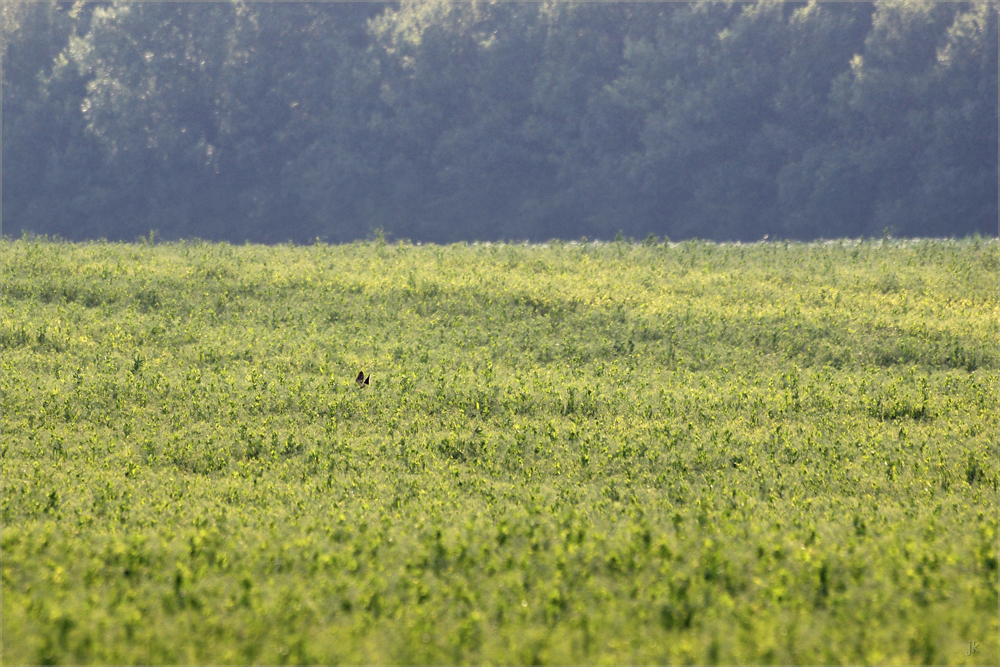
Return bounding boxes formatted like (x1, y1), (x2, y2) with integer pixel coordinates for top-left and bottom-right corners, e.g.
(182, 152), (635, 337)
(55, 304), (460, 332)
(2, 0), (996, 243)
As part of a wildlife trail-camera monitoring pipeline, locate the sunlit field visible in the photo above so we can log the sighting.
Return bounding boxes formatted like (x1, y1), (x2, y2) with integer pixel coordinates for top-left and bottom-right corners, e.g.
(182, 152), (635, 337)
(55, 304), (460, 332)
(2, 236), (997, 664)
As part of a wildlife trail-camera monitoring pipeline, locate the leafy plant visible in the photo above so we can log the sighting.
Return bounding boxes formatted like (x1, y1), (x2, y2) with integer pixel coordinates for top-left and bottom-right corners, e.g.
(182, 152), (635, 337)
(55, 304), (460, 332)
(1, 237), (997, 664)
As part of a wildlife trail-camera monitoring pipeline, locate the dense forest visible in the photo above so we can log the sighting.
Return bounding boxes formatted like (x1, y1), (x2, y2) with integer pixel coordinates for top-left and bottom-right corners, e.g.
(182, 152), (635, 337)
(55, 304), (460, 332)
(2, 1), (997, 243)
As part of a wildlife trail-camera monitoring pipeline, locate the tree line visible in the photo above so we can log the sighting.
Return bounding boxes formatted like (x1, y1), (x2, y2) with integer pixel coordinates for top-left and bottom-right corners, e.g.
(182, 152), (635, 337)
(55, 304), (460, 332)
(2, 0), (996, 243)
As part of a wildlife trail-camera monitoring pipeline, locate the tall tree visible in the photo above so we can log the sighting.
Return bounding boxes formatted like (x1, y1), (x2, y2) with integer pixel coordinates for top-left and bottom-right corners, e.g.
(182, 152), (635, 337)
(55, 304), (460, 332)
(907, 0), (998, 236)
(72, 1), (248, 239)
(363, 0), (552, 241)
(525, 0), (658, 239)
(4, 0), (995, 243)
(2, 1), (105, 238)
(606, 1), (874, 241)
(800, 0), (997, 238)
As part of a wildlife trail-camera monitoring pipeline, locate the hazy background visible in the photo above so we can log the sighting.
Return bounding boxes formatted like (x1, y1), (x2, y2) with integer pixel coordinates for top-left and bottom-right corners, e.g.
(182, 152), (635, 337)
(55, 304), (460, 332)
(2, 0), (996, 243)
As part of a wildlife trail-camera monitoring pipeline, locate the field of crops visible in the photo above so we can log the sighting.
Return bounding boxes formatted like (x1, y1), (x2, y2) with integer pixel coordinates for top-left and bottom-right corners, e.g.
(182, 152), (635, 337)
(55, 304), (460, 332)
(2, 236), (997, 664)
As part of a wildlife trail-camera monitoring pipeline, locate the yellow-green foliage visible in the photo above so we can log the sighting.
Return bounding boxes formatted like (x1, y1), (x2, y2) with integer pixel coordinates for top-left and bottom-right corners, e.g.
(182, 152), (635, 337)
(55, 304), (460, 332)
(2, 237), (997, 664)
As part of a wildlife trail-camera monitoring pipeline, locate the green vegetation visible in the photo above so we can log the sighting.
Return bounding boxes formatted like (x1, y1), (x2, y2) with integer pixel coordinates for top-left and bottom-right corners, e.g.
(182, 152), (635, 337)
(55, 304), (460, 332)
(2, 237), (997, 664)
(3, 1), (997, 242)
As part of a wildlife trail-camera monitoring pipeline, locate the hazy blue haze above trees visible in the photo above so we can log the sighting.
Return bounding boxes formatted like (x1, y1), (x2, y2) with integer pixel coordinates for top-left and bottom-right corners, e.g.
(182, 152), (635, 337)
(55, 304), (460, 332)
(2, 0), (996, 243)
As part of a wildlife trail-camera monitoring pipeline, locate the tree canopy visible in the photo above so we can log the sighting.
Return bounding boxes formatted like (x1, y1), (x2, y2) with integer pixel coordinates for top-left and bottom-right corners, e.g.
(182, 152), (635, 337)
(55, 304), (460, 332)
(3, 0), (996, 242)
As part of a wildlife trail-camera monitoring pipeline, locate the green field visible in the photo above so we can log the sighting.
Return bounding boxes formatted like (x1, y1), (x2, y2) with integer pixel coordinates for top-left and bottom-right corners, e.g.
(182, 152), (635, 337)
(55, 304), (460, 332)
(2, 236), (997, 664)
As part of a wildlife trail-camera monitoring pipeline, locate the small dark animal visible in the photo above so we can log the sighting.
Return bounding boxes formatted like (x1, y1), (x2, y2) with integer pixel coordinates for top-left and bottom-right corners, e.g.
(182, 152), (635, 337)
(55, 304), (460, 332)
(356, 370), (370, 388)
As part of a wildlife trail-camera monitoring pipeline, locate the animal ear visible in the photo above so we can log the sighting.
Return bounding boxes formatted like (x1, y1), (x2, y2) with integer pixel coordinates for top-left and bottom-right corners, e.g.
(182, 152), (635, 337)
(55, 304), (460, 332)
(364, 373), (371, 386)
(356, 370), (365, 386)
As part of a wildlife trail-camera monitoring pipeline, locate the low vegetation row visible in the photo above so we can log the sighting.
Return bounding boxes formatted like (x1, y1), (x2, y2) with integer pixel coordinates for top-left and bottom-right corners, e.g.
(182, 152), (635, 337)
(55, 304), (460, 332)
(2, 237), (997, 663)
